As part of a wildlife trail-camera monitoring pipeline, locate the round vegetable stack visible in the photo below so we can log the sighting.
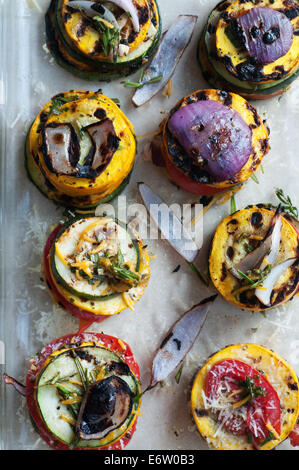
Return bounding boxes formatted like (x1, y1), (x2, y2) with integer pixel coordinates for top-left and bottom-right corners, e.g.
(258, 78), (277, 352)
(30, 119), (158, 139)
(4, 332), (142, 450)
(209, 204), (299, 310)
(46, 0), (161, 81)
(198, 0), (299, 99)
(158, 89), (269, 196)
(26, 90), (136, 211)
(191, 344), (299, 450)
(44, 216), (150, 322)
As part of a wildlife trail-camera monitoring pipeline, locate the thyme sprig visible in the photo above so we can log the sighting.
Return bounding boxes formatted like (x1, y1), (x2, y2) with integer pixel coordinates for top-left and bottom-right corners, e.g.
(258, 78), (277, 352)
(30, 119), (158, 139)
(275, 188), (298, 219)
(122, 74), (163, 89)
(238, 375), (265, 403)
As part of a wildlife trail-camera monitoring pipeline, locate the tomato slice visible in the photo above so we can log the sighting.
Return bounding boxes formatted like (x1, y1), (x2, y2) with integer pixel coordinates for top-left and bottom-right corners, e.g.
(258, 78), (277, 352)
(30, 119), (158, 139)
(44, 224), (108, 324)
(205, 359), (281, 445)
(164, 154), (226, 196)
(26, 332), (140, 450)
(289, 422), (299, 447)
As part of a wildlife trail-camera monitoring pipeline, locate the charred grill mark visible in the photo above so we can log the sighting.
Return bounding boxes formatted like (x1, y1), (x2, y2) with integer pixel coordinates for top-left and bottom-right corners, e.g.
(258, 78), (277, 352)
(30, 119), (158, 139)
(138, 6), (150, 25)
(217, 1), (231, 11)
(218, 90), (233, 106)
(278, 5), (299, 20)
(94, 108), (107, 120)
(260, 138), (269, 153)
(226, 218), (238, 234)
(251, 211), (263, 228)
(128, 30), (138, 44)
(166, 123), (212, 184)
(91, 40), (103, 55)
(76, 18), (90, 38)
(106, 361), (131, 376)
(239, 290), (259, 306)
(226, 246), (234, 260)
(221, 262), (227, 281)
(288, 382), (299, 391)
(195, 409), (208, 417)
(72, 348), (97, 364)
(195, 91), (208, 101)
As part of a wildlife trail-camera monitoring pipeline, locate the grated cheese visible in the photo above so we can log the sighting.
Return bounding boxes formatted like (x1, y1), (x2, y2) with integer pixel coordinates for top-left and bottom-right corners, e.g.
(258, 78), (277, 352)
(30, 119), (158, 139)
(122, 292), (135, 311)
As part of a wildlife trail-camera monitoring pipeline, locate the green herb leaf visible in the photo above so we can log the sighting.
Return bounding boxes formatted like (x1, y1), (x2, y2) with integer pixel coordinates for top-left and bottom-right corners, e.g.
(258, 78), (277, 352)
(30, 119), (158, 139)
(175, 364), (184, 384)
(230, 194), (236, 215)
(275, 188), (298, 219)
(250, 173), (259, 184)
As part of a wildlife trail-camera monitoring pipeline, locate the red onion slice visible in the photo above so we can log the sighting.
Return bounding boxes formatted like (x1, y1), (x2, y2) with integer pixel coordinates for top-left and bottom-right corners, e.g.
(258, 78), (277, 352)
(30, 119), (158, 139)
(69, 0), (139, 32)
(3, 373), (26, 397)
(149, 295), (217, 389)
(132, 15), (198, 107)
(230, 210), (282, 280)
(255, 257), (297, 306)
(237, 7), (293, 65)
(168, 100), (252, 182)
(69, 1), (120, 30)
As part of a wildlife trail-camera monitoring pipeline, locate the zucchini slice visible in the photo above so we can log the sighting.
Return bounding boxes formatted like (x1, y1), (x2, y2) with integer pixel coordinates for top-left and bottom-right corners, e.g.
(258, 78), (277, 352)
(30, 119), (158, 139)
(46, 0), (161, 80)
(198, 0), (299, 99)
(24, 333), (142, 450)
(45, 216), (150, 318)
(52, 217), (140, 300)
(27, 90), (136, 209)
(191, 344), (299, 450)
(209, 206), (299, 310)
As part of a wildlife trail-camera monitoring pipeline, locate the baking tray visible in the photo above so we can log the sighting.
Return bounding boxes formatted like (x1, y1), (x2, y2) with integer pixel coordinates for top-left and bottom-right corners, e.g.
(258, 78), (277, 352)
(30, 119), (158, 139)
(0, 0), (299, 450)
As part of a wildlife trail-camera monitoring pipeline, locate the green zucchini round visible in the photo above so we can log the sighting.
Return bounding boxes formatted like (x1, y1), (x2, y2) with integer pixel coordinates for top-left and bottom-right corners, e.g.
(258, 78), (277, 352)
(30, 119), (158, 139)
(46, 0), (162, 81)
(51, 216), (141, 300)
(36, 343), (140, 448)
(198, 0), (299, 99)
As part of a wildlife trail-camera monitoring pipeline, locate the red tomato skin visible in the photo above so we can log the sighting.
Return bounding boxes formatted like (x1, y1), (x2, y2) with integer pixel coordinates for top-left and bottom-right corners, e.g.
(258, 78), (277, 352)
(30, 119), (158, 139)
(164, 155), (226, 196)
(289, 423), (299, 447)
(44, 224), (110, 324)
(26, 332), (140, 450)
(205, 359), (281, 442)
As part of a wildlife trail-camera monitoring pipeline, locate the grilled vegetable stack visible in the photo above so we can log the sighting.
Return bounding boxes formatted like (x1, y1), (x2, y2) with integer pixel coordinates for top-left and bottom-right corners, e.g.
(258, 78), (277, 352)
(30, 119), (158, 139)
(44, 216), (150, 321)
(156, 89), (269, 196)
(191, 344), (299, 450)
(198, 0), (299, 99)
(4, 333), (142, 450)
(209, 204), (299, 310)
(46, 0), (161, 81)
(26, 90), (136, 210)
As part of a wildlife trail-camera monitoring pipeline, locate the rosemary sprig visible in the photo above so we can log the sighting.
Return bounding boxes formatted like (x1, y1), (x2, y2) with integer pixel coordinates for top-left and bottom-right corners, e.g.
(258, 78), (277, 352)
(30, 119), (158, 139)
(122, 74), (163, 89)
(188, 262), (209, 287)
(48, 95), (78, 117)
(230, 193), (236, 215)
(275, 188), (298, 219)
(175, 364), (184, 384)
(71, 352), (89, 391)
(93, 17), (119, 59)
(250, 173), (259, 184)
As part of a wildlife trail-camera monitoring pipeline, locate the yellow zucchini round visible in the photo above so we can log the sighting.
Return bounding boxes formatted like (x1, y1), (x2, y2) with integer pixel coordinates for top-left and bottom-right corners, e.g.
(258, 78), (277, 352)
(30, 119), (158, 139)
(62, 0), (151, 60)
(191, 343), (299, 450)
(28, 91), (136, 209)
(215, 0), (299, 85)
(209, 206), (299, 310)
